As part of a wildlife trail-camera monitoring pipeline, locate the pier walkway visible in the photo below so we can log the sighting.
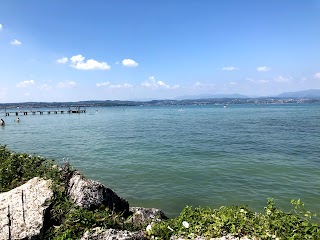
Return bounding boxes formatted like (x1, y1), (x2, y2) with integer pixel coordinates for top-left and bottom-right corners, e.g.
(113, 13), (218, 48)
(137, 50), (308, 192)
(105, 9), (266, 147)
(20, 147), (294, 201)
(1, 107), (86, 116)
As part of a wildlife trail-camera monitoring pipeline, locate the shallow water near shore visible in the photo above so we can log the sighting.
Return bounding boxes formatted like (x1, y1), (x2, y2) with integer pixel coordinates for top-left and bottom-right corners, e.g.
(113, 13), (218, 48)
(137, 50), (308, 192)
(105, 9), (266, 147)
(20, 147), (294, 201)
(1, 104), (320, 218)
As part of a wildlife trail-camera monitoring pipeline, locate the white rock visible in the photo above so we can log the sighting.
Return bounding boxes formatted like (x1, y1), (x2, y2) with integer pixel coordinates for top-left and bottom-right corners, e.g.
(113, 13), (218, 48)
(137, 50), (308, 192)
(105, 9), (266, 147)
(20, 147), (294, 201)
(81, 227), (145, 240)
(0, 177), (53, 240)
(68, 171), (129, 215)
(129, 207), (167, 225)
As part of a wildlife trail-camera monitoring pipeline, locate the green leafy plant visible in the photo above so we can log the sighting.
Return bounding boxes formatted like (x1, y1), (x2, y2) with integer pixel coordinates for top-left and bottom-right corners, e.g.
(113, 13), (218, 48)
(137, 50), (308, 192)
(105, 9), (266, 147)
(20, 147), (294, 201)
(149, 199), (320, 239)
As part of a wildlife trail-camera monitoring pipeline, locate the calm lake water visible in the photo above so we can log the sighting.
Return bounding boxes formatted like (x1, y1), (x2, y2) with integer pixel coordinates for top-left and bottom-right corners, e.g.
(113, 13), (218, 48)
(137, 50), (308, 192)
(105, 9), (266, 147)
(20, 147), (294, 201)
(1, 104), (320, 218)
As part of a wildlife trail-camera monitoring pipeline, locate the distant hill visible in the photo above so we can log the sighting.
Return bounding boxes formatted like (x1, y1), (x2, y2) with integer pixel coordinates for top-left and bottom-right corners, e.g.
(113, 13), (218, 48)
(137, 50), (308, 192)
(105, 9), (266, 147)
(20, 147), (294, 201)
(176, 93), (249, 100)
(276, 89), (320, 98)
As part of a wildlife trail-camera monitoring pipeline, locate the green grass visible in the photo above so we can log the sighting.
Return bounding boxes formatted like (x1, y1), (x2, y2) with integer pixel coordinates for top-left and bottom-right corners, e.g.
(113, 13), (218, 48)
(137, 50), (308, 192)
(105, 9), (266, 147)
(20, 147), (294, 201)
(1, 145), (319, 239)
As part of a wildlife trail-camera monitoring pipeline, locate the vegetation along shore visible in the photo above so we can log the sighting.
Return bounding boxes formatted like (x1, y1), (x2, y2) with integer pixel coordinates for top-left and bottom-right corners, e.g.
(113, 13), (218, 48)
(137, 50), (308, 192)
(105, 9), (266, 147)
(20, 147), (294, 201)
(0, 146), (319, 239)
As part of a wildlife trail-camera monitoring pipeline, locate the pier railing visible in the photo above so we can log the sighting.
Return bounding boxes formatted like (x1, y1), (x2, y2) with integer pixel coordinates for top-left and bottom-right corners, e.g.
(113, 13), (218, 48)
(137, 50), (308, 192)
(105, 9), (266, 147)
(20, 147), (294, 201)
(1, 107), (86, 116)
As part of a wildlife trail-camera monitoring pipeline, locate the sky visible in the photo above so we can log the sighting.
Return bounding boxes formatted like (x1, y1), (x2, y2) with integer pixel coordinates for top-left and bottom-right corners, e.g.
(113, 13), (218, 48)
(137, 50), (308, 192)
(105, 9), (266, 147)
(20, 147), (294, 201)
(1, 0), (320, 102)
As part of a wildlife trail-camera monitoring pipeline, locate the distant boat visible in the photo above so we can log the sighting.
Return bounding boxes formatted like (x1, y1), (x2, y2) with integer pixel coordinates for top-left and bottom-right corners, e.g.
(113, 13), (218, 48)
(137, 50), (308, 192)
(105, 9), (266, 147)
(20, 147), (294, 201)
(224, 104), (228, 108)
(178, 108), (184, 112)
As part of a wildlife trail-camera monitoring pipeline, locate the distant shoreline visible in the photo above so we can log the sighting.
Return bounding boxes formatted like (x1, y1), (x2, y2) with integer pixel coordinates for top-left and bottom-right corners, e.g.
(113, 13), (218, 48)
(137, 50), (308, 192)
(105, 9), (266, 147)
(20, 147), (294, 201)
(1, 97), (320, 109)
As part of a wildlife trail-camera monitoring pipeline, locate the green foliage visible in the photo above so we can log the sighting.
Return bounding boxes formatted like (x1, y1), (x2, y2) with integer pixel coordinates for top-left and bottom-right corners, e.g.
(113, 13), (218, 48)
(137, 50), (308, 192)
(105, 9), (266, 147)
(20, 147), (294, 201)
(46, 205), (144, 240)
(150, 199), (320, 239)
(0, 145), (60, 192)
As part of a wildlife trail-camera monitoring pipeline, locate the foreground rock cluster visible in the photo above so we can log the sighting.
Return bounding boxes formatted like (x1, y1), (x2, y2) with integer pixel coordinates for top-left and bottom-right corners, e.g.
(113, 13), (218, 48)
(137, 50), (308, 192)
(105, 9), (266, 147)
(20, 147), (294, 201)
(0, 171), (167, 240)
(0, 170), (251, 240)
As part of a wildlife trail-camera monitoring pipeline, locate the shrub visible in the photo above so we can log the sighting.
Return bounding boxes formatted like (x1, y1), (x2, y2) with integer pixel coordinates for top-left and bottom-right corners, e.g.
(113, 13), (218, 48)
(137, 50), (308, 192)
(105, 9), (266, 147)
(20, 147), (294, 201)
(149, 199), (320, 239)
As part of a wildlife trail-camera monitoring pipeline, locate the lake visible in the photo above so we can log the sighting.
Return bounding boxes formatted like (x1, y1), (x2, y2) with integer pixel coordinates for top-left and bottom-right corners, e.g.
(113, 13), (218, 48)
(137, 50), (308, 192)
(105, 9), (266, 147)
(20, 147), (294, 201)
(1, 103), (319, 218)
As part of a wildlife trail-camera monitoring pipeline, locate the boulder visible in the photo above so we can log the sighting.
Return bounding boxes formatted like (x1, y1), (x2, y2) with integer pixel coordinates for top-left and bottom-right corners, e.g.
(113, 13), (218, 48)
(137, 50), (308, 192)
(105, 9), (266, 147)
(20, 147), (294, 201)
(128, 207), (168, 225)
(81, 227), (146, 240)
(68, 171), (129, 215)
(0, 177), (53, 240)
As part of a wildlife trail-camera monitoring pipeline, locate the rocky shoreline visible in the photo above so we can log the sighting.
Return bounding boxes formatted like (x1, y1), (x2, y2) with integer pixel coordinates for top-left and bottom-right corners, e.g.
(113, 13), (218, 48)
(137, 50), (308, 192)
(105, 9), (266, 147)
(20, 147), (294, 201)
(1, 147), (319, 239)
(0, 170), (166, 240)
(0, 167), (254, 240)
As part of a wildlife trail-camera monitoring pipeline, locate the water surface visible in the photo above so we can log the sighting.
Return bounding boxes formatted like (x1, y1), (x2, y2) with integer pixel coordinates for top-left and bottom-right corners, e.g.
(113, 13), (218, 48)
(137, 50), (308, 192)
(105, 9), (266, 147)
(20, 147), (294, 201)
(1, 104), (319, 217)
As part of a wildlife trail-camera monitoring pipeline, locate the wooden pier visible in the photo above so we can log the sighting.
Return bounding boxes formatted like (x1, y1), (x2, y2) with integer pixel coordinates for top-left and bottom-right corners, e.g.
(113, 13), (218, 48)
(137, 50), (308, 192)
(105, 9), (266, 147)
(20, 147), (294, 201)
(2, 107), (86, 116)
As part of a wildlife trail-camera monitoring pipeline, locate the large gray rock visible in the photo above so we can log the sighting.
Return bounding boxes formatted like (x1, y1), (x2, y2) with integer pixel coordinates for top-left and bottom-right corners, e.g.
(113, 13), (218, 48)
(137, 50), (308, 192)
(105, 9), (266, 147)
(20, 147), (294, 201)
(81, 227), (146, 240)
(68, 172), (129, 215)
(128, 207), (168, 225)
(0, 177), (53, 240)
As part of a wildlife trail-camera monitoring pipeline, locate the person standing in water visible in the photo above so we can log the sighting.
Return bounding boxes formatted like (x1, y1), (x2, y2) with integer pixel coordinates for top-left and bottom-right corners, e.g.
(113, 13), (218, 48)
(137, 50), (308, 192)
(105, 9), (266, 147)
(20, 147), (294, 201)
(0, 119), (5, 126)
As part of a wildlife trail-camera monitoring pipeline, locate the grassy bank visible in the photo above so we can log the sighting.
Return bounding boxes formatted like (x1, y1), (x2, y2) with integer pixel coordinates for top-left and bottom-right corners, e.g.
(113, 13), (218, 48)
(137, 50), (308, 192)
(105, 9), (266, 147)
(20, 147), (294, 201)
(1, 146), (319, 239)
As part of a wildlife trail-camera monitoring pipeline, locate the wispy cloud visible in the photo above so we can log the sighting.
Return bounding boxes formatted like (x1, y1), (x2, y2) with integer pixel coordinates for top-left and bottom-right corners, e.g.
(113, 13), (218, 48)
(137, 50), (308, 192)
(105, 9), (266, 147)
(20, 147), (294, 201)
(57, 81), (76, 88)
(109, 83), (133, 89)
(274, 76), (290, 83)
(56, 57), (68, 64)
(96, 82), (133, 89)
(256, 66), (271, 72)
(222, 66), (239, 71)
(246, 78), (270, 84)
(96, 82), (111, 87)
(10, 39), (22, 46)
(141, 76), (179, 89)
(229, 81), (238, 85)
(39, 83), (52, 91)
(122, 59), (139, 67)
(194, 82), (215, 88)
(0, 24), (3, 31)
(16, 80), (35, 88)
(70, 54), (110, 70)
(314, 72), (320, 79)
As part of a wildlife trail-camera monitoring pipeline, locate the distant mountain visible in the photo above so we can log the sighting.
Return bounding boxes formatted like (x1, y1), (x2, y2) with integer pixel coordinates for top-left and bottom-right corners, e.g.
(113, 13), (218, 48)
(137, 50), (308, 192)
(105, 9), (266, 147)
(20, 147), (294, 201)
(176, 93), (249, 100)
(276, 89), (320, 98)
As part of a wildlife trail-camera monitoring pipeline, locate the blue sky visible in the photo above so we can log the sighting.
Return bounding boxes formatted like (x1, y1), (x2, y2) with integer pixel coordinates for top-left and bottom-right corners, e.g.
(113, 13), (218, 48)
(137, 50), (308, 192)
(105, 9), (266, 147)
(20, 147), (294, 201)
(1, 0), (320, 102)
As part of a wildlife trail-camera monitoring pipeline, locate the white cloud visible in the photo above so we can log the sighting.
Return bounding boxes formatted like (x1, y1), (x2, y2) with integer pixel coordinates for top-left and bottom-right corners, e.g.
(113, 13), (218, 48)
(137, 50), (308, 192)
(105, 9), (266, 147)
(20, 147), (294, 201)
(57, 57), (68, 64)
(194, 82), (215, 88)
(109, 83), (133, 89)
(229, 81), (238, 85)
(39, 83), (52, 91)
(257, 80), (269, 84)
(314, 72), (320, 79)
(122, 59), (139, 67)
(256, 66), (271, 72)
(246, 78), (269, 84)
(10, 39), (22, 46)
(222, 66), (239, 71)
(57, 81), (76, 88)
(0, 24), (3, 31)
(96, 82), (134, 88)
(274, 76), (290, 83)
(70, 54), (110, 70)
(96, 82), (111, 87)
(141, 76), (178, 89)
(16, 80), (35, 88)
